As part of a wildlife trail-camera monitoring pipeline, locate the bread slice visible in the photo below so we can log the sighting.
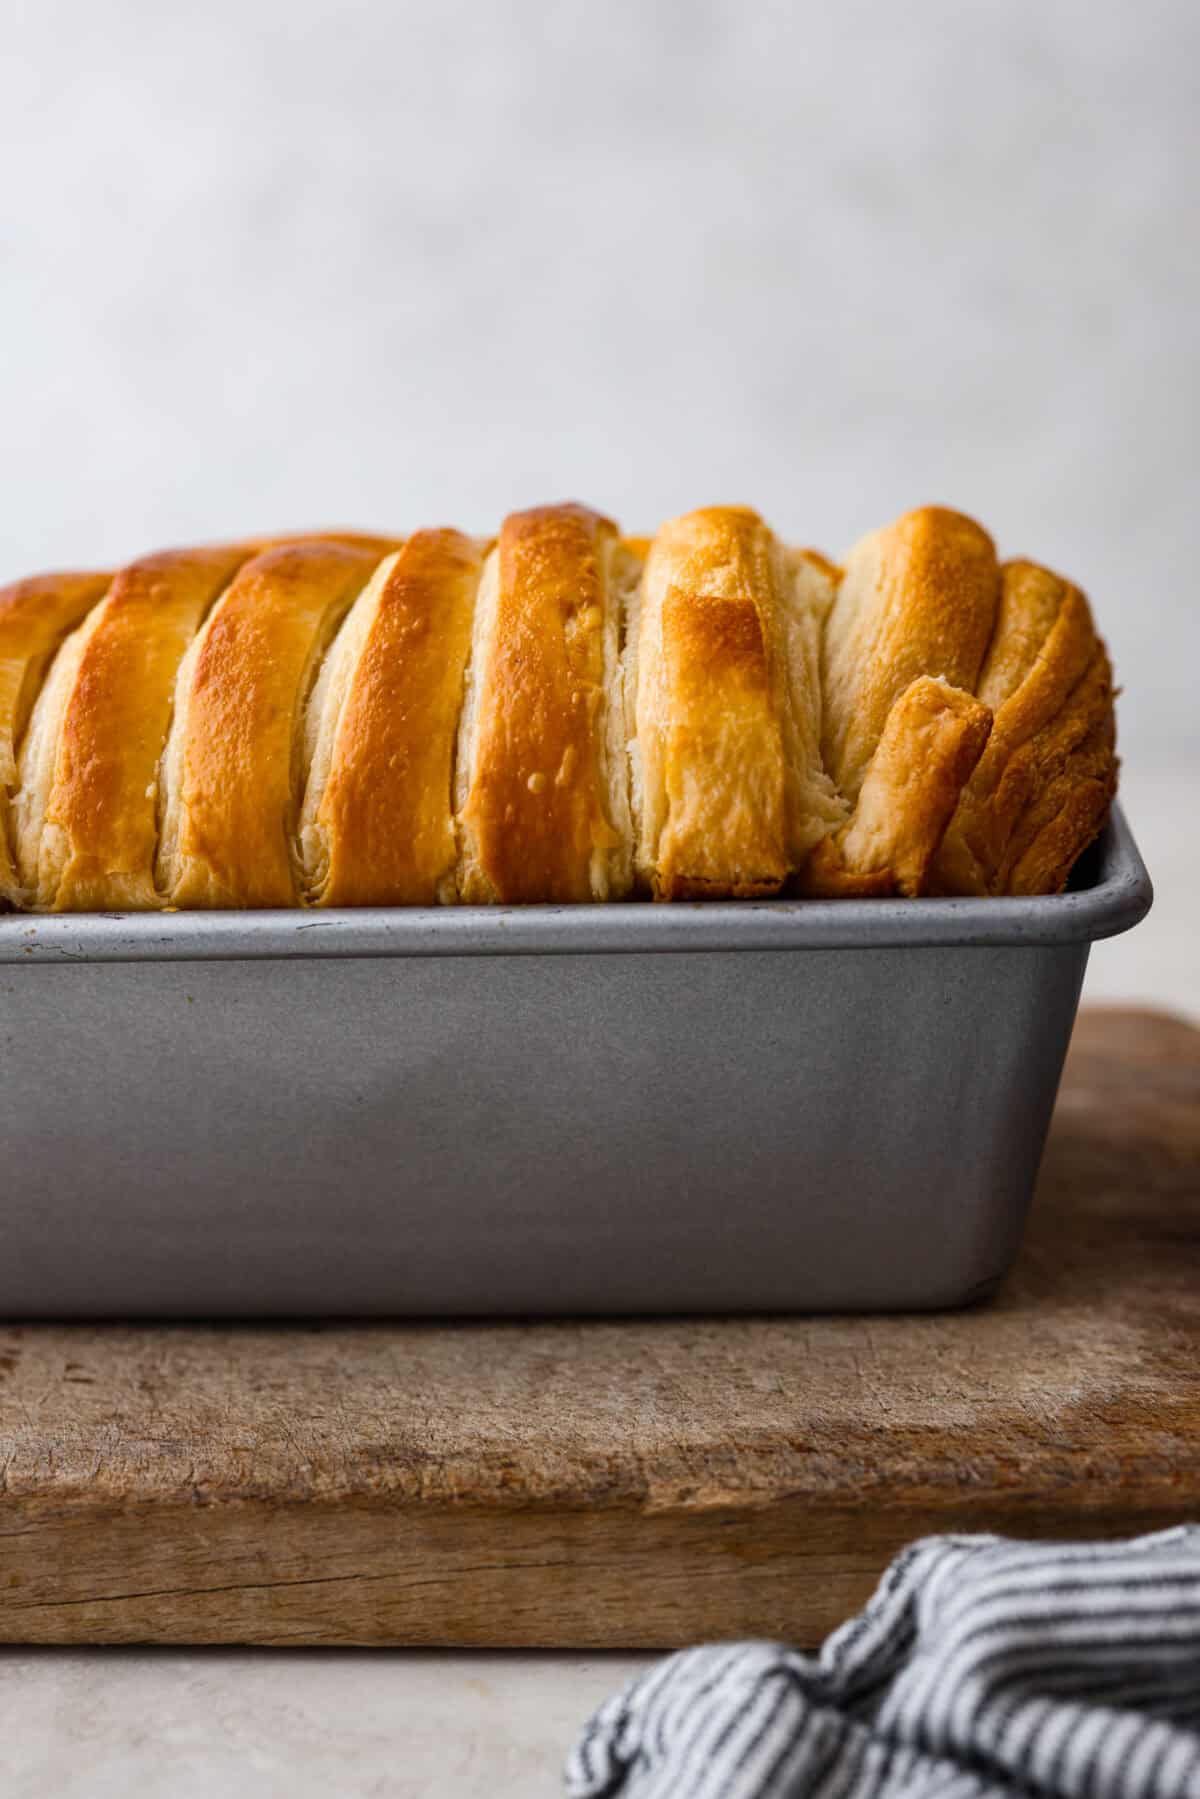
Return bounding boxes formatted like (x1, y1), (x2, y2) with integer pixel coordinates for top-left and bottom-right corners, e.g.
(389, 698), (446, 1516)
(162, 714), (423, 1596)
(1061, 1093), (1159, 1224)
(632, 506), (845, 899)
(14, 548), (247, 910)
(456, 504), (638, 903)
(299, 529), (486, 907)
(822, 506), (1000, 806)
(0, 570), (110, 903)
(935, 559), (1117, 895)
(799, 676), (993, 896)
(158, 539), (390, 909)
(779, 546), (851, 861)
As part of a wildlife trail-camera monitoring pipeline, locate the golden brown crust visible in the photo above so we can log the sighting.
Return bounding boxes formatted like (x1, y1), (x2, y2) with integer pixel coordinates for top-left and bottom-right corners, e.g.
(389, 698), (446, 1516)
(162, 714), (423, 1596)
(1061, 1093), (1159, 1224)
(15, 548), (250, 910)
(457, 504), (632, 904)
(159, 540), (391, 908)
(0, 507), (1120, 912)
(0, 570), (110, 901)
(798, 677), (992, 897)
(934, 559), (1118, 895)
(300, 530), (486, 907)
(822, 506), (1001, 806)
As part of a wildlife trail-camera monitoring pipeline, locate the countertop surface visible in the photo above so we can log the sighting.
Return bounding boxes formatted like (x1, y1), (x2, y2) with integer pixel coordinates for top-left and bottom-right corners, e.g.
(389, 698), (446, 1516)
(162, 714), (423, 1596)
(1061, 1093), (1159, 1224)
(2, 762), (1194, 1798)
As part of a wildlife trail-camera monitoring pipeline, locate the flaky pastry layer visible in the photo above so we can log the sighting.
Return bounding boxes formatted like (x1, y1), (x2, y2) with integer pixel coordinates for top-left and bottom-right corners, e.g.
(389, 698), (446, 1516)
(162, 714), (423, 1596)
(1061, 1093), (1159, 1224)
(0, 503), (1119, 911)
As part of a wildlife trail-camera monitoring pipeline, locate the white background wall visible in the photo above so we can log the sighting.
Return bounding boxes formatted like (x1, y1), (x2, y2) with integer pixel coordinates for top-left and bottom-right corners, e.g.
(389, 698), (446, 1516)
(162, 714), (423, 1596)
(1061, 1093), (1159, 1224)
(2, 0), (1196, 770)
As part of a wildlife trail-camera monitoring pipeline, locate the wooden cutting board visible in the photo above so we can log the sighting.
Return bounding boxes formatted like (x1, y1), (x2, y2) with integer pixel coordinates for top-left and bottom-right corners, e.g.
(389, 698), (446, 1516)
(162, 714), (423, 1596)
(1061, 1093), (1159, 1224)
(1, 1006), (1197, 1649)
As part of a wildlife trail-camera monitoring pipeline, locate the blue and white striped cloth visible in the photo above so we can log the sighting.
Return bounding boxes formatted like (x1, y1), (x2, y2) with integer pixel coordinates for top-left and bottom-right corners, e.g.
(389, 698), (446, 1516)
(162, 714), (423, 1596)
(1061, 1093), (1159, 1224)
(567, 1529), (1200, 1799)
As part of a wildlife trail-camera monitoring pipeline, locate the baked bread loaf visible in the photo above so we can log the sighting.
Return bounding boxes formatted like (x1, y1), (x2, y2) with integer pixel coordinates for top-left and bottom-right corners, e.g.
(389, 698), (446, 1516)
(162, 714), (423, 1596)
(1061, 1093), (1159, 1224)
(0, 502), (1117, 912)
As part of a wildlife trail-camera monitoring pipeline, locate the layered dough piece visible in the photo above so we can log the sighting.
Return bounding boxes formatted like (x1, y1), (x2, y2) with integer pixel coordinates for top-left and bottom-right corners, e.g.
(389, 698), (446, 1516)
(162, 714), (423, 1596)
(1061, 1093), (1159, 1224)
(633, 506), (846, 898)
(631, 505), (1010, 900)
(0, 570), (111, 902)
(821, 506), (1000, 803)
(799, 675), (992, 897)
(457, 504), (638, 903)
(158, 538), (394, 908)
(934, 559), (1117, 895)
(799, 507), (999, 896)
(300, 529), (486, 906)
(13, 547), (251, 910)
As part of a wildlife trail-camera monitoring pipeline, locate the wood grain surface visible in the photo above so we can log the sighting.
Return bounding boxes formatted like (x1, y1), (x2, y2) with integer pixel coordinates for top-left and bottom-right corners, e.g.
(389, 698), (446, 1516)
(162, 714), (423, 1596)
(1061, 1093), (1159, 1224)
(1, 1006), (1197, 1648)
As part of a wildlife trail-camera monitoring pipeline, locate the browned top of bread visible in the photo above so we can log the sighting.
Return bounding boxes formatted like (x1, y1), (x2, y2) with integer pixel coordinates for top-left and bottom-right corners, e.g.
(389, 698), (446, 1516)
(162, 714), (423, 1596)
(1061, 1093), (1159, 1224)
(457, 503), (633, 904)
(300, 529), (486, 907)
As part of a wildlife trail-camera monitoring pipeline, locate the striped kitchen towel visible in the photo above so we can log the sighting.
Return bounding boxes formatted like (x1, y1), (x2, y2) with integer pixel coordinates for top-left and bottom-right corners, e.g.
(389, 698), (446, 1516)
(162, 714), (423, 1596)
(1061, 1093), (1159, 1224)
(567, 1528), (1200, 1799)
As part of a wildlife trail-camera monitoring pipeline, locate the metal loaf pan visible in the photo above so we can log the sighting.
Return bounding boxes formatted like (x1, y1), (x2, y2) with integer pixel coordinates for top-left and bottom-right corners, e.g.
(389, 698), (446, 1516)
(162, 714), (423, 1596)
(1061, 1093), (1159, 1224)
(0, 807), (1151, 1318)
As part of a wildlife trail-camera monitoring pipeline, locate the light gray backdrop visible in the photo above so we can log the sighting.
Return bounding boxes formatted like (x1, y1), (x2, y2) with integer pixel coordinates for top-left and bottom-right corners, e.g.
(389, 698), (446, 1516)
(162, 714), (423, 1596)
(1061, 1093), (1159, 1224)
(1, 0), (1195, 766)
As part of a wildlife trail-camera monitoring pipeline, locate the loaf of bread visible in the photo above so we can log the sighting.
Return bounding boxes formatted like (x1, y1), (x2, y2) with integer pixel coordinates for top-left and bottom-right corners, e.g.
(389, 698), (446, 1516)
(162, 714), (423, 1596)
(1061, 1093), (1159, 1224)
(0, 503), (1117, 912)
